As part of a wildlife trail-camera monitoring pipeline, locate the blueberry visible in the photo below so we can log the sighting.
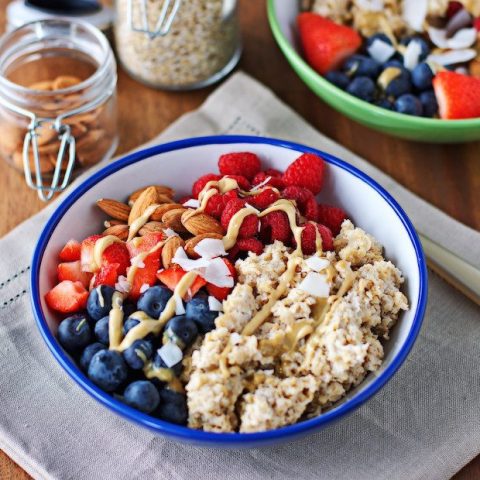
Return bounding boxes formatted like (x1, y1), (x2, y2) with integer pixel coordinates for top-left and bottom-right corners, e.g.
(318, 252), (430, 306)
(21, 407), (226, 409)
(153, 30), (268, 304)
(87, 285), (116, 321)
(400, 36), (430, 61)
(57, 315), (92, 354)
(411, 62), (434, 91)
(375, 98), (394, 110)
(343, 55), (380, 79)
(394, 94), (423, 116)
(156, 389), (188, 425)
(94, 316), (110, 345)
(123, 339), (153, 370)
(346, 76), (376, 102)
(163, 315), (198, 349)
(137, 286), (172, 319)
(123, 316), (140, 335)
(122, 301), (137, 319)
(379, 67), (412, 98)
(185, 294), (218, 334)
(88, 350), (128, 392)
(123, 381), (160, 414)
(419, 90), (438, 117)
(366, 33), (393, 49)
(384, 59), (403, 69)
(153, 349), (182, 376)
(80, 342), (106, 372)
(324, 71), (349, 89)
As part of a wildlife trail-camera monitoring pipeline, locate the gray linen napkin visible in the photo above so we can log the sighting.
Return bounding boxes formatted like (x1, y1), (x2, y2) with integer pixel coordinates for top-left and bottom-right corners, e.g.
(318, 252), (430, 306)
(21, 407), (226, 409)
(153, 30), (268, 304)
(0, 72), (479, 480)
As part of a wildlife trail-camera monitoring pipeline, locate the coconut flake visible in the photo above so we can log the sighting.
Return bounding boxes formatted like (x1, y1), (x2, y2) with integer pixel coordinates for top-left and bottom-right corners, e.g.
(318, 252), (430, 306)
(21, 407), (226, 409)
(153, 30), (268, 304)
(403, 39), (422, 70)
(193, 238), (227, 259)
(174, 294), (185, 315)
(427, 49), (477, 66)
(157, 343), (183, 368)
(183, 198), (200, 208)
(208, 295), (224, 312)
(356, 0), (383, 11)
(368, 39), (396, 63)
(172, 247), (210, 272)
(428, 27), (449, 48)
(403, 0), (427, 32)
(163, 228), (178, 238)
(447, 28), (477, 49)
(298, 272), (330, 298)
(139, 283), (150, 294)
(115, 275), (131, 294)
(251, 176), (271, 191)
(130, 255), (145, 269)
(305, 256), (330, 272)
(202, 257), (234, 288)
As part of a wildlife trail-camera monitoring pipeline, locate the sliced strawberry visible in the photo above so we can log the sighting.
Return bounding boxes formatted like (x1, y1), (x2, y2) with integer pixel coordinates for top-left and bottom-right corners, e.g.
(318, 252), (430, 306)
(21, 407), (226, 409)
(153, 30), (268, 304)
(206, 258), (236, 301)
(93, 263), (120, 288)
(126, 232), (165, 258)
(59, 239), (81, 262)
(298, 13), (361, 74)
(433, 71), (480, 119)
(57, 261), (93, 288)
(45, 280), (88, 313)
(157, 265), (207, 300)
(128, 253), (161, 301)
(102, 242), (130, 276)
(80, 234), (103, 273)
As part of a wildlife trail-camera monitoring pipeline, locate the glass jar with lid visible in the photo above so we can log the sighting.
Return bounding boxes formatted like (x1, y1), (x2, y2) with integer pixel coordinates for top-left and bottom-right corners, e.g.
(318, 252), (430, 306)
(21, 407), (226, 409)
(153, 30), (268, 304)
(114, 0), (241, 90)
(0, 19), (118, 201)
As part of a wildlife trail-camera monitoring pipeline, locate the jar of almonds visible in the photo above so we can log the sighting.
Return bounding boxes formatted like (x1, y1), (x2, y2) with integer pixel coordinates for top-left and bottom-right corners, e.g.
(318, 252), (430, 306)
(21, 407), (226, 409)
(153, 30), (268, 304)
(0, 19), (118, 201)
(114, 0), (241, 90)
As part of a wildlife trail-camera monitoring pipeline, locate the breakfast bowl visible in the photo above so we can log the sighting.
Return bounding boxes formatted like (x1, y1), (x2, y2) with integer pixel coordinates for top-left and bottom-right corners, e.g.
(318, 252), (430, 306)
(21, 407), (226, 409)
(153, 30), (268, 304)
(31, 135), (427, 447)
(267, 0), (480, 143)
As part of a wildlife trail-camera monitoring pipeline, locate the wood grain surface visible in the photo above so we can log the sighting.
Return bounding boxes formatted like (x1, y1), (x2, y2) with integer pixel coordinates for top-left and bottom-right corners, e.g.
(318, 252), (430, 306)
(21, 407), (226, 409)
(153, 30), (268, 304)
(0, 1), (479, 479)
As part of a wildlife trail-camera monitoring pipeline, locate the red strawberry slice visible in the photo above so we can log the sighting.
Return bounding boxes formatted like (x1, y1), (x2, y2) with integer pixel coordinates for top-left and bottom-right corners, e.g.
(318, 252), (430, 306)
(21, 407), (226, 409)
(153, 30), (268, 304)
(102, 242), (130, 276)
(126, 232), (165, 258)
(128, 253), (161, 301)
(433, 71), (480, 119)
(59, 239), (81, 262)
(45, 280), (88, 313)
(80, 234), (103, 273)
(157, 265), (207, 300)
(298, 13), (361, 74)
(206, 258), (236, 301)
(93, 263), (120, 288)
(57, 261), (93, 288)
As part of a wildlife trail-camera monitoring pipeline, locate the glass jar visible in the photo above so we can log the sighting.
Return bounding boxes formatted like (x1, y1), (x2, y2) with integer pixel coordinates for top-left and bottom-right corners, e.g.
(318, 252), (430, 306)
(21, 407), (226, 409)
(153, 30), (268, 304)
(114, 0), (241, 90)
(0, 19), (118, 201)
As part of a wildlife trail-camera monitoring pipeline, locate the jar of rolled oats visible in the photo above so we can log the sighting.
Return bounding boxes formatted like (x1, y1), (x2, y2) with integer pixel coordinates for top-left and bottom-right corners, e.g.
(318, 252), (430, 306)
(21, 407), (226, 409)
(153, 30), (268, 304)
(0, 19), (118, 201)
(114, 0), (242, 90)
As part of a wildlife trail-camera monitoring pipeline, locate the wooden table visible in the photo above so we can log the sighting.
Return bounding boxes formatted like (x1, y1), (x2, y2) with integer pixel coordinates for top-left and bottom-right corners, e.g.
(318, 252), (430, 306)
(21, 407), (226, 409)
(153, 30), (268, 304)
(0, 1), (478, 479)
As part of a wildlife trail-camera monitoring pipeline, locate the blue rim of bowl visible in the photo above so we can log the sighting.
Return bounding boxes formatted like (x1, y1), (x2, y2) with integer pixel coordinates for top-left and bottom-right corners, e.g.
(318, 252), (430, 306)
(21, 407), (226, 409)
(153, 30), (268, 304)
(31, 135), (428, 446)
(266, 0), (480, 129)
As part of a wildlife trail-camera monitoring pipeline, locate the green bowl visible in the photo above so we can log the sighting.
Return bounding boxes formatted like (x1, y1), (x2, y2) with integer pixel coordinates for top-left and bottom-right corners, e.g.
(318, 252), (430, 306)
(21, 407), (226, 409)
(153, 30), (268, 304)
(267, 0), (480, 143)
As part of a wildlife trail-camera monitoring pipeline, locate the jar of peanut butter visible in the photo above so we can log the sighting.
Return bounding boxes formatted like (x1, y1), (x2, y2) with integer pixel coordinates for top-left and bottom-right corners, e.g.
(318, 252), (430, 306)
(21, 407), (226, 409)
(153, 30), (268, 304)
(0, 19), (118, 201)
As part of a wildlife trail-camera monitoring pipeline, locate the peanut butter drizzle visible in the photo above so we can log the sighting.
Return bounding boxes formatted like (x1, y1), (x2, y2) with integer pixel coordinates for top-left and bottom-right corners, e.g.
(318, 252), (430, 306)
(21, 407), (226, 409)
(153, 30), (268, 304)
(92, 235), (123, 271)
(108, 292), (124, 349)
(128, 203), (161, 241)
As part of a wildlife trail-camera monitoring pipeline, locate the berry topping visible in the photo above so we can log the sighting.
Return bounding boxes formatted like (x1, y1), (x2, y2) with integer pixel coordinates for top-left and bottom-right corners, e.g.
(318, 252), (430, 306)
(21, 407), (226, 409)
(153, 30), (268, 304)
(282, 153), (325, 195)
(86, 285), (116, 320)
(102, 242), (130, 276)
(57, 315), (92, 353)
(123, 316), (140, 335)
(163, 315), (198, 349)
(192, 173), (221, 199)
(204, 190), (238, 219)
(394, 94), (423, 116)
(218, 152), (261, 180)
(228, 238), (264, 262)
(221, 198), (259, 239)
(123, 339), (154, 370)
(282, 186), (318, 219)
(59, 239), (81, 262)
(248, 187), (280, 210)
(259, 211), (291, 245)
(94, 316), (110, 345)
(45, 280), (89, 313)
(185, 294), (219, 334)
(206, 258), (236, 301)
(346, 76), (376, 101)
(157, 265), (207, 299)
(88, 350), (128, 392)
(316, 204), (347, 236)
(93, 262), (120, 288)
(300, 223), (334, 255)
(156, 389), (188, 425)
(57, 260), (92, 288)
(80, 234), (103, 273)
(137, 285), (173, 318)
(223, 174), (251, 191)
(80, 343), (106, 372)
(123, 381), (160, 414)
(252, 171), (285, 190)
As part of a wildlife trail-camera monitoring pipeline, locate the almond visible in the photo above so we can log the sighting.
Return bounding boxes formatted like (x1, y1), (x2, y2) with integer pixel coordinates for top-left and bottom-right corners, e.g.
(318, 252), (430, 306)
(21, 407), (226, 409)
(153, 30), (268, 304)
(53, 75), (82, 90)
(162, 236), (185, 268)
(185, 233), (223, 258)
(97, 199), (131, 222)
(182, 212), (224, 236)
(139, 221), (167, 236)
(103, 224), (129, 241)
(129, 185), (174, 205)
(128, 186), (159, 225)
(150, 203), (183, 221)
(162, 208), (188, 232)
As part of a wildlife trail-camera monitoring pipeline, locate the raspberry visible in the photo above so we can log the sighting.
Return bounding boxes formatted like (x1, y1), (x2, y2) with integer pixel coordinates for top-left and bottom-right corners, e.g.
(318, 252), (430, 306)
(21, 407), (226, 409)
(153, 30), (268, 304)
(475, 17), (480, 32)
(204, 190), (238, 219)
(192, 173), (221, 199)
(259, 211), (291, 245)
(317, 204), (347, 236)
(248, 188), (280, 210)
(304, 197), (319, 221)
(282, 153), (325, 194)
(252, 171), (285, 190)
(282, 186), (318, 220)
(224, 174), (251, 191)
(228, 238), (264, 261)
(300, 223), (333, 254)
(178, 195), (193, 205)
(265, 168), (282, 178)
(221, 198), (259, 238)
(218, 152), (261, 180)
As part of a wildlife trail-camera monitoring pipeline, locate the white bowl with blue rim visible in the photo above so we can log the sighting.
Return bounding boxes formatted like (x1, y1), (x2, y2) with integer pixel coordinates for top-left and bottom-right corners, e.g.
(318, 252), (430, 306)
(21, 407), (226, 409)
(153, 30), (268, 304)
(31, 135), (428, 447)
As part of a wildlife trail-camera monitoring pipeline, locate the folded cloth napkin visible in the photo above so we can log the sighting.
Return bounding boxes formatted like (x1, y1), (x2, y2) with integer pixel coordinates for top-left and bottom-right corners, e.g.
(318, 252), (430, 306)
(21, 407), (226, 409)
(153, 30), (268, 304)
(0, 72), (479, 480)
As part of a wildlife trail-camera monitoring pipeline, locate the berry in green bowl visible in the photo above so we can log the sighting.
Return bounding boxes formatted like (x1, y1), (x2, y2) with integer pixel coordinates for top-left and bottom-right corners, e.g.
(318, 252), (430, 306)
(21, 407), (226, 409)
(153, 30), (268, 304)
(267, 0), (480, 143)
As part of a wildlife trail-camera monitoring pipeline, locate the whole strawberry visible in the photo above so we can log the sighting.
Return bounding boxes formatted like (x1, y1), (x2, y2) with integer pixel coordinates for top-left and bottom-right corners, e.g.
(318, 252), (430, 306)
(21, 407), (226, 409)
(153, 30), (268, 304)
(282, 153), (325, 195)
(218, 152), (261, 180)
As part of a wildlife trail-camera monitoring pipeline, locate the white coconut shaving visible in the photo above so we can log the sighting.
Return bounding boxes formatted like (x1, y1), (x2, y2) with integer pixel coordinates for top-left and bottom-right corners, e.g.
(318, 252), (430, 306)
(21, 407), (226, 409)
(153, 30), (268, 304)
(403, 0), (428, 32)
(183, 198), (200, 209)
(163, 228), (178, 238)
(244, 203), (261, 214)
(429, 27), (477, 50)
(403, 39), (422, 70)
(305, 256), (330, 272)
(157, 342), (183, 368)
(298, 272), (330, 298)
(174, 294), (185, 315)
(130, 255), (145, 269)
(172, 247), (210, 272)
(208, 295), (224, 312)
(368, 39), (396, 63)
(250, 176), (271, 191)
(193, 238), (227, 259)
(427, 49), (477, 66)
(202, 257), (234, 288)
(139, 283), (150, 294)
(115, 275), (131, 294)
(356, 0), (384, 11)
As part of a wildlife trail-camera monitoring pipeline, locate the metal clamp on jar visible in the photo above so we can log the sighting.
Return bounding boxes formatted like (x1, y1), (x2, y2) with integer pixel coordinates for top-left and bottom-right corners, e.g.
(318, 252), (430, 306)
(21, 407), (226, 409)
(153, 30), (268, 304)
(0, 19), (118, 201)
(115, 0), (242, 90)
